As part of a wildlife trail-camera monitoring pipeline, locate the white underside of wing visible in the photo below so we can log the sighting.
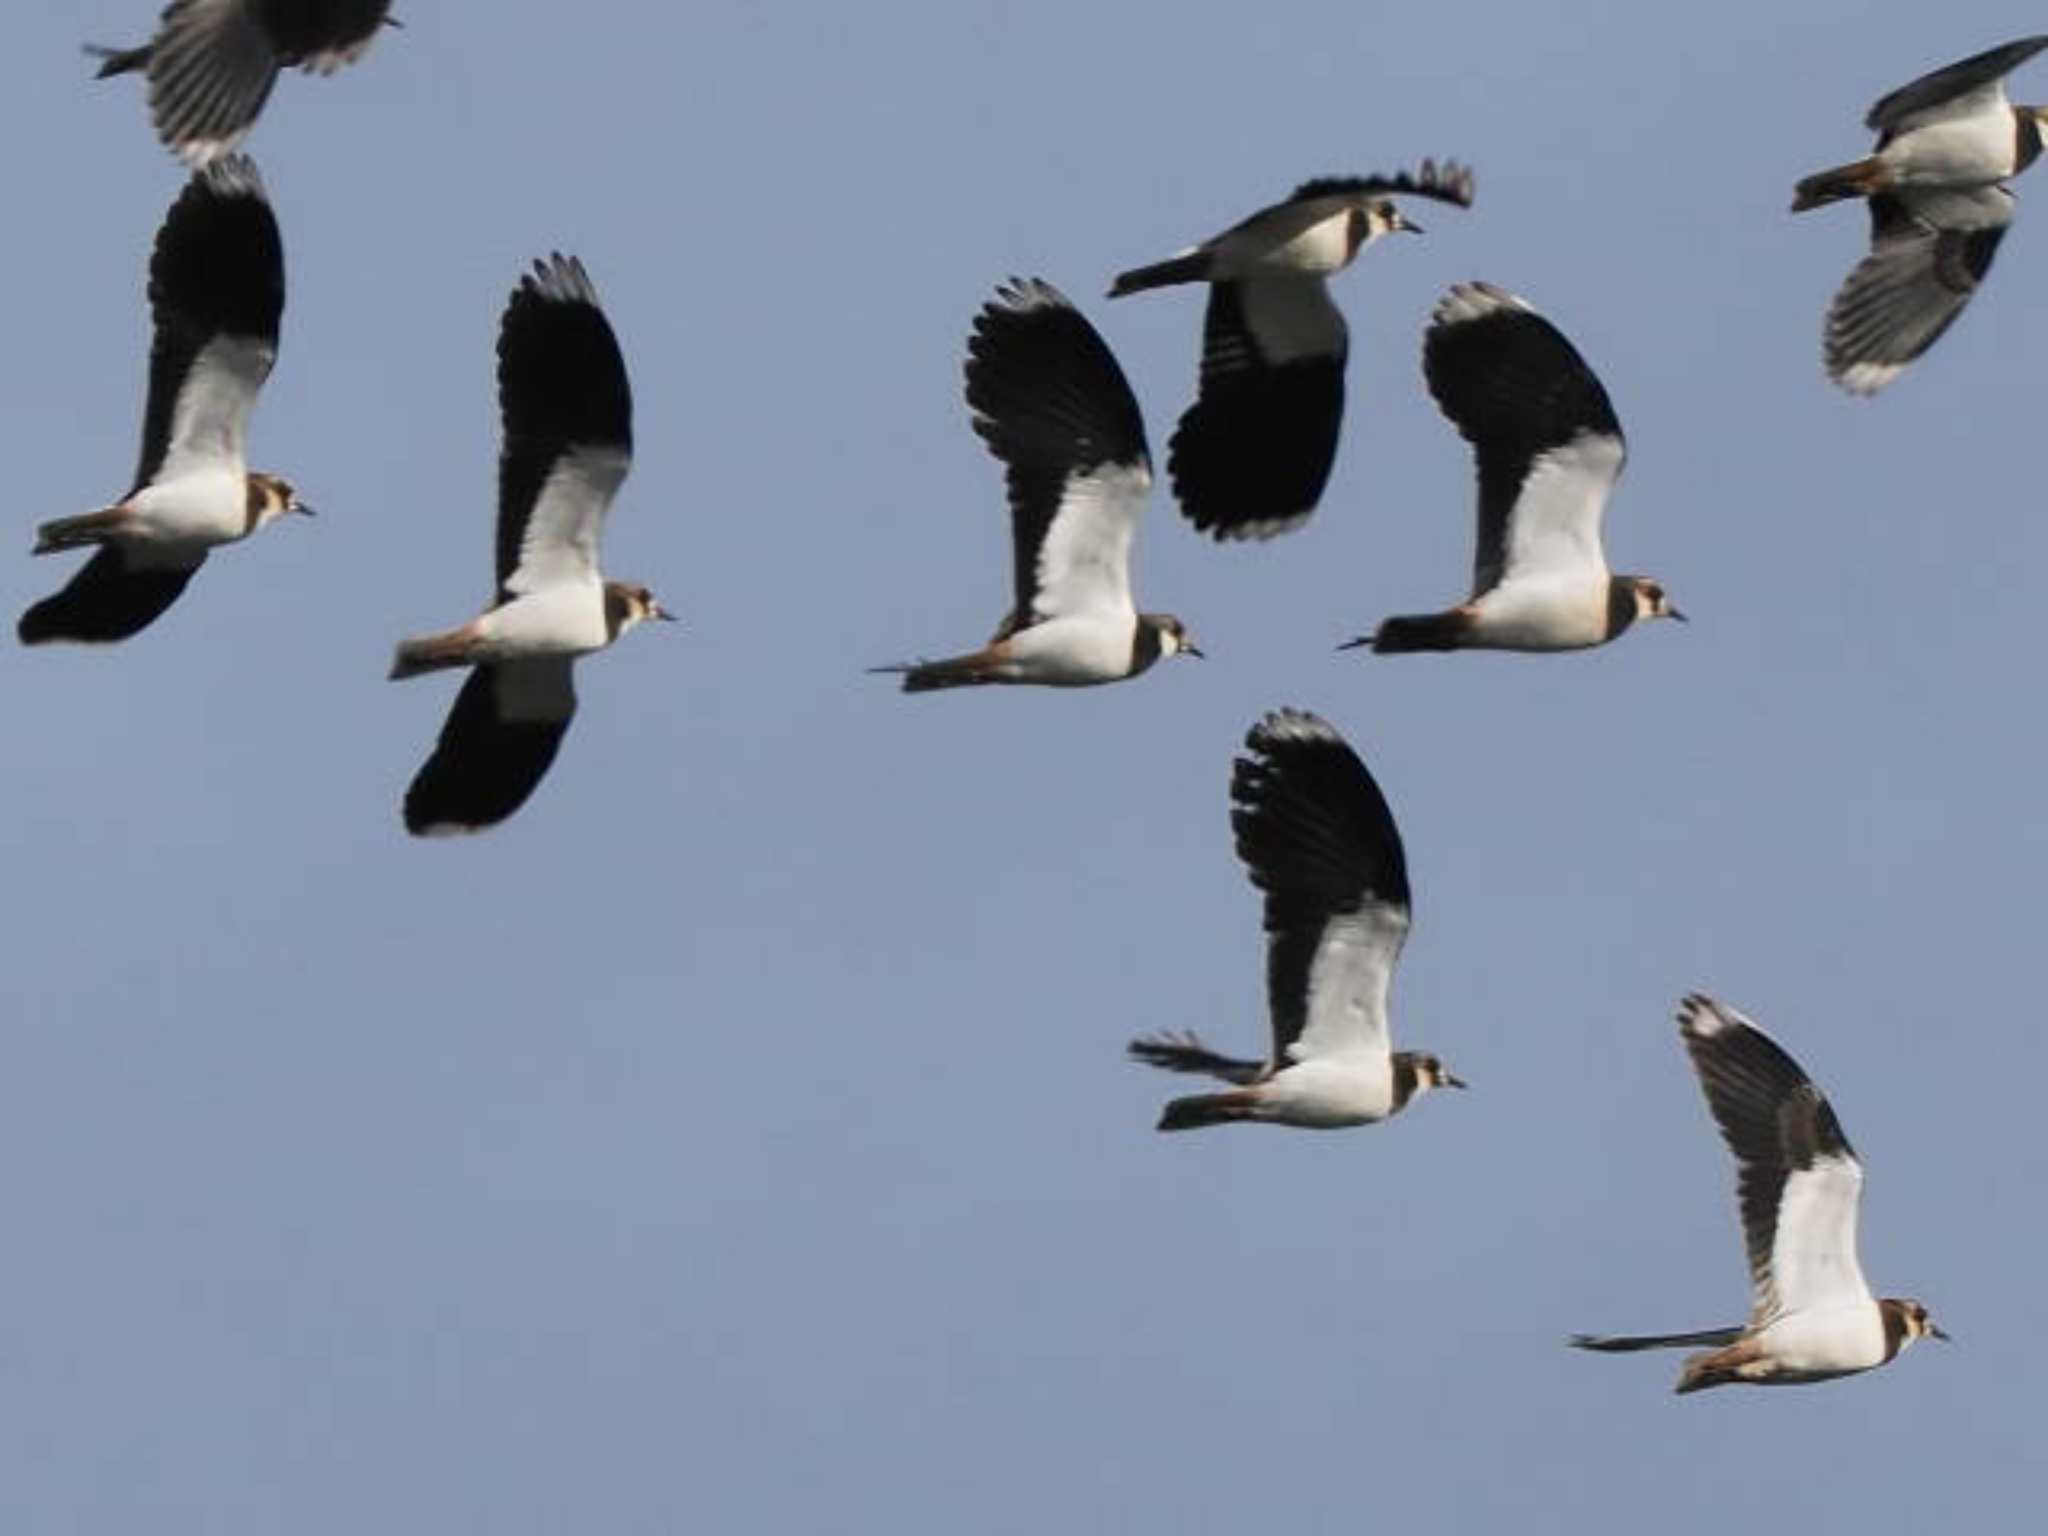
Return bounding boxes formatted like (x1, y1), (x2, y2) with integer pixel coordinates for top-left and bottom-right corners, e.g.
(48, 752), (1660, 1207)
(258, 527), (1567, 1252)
(1286, 906), (1407, 1065)
(507, 446), (629, 598)
(1237, 275), (1346, 366)
(1031, 462), (1146, 622)
(154, 333), (274, 486)
(1764, 1153), (1872, 1321)
(1494, 431), (1621, 591)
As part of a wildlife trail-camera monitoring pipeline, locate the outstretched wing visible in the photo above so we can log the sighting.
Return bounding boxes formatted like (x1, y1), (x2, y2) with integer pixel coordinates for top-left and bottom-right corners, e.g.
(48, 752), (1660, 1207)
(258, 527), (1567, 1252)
(134, 154), (283, 495)
(496, 255), (634, 601)
(1823, 188), (2011, 396)
(1678, 994), (1871, 1326)
(1422, 283), (1622, 597)
(1865, 35), (2048, 136)
(1232, 710), (1410, 1073)
(965, 278), (1150, 632)
(403, 660), (578, 836)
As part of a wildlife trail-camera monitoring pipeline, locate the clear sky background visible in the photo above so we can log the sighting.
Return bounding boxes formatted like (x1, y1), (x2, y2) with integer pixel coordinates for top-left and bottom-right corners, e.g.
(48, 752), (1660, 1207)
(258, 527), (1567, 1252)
(5, 2), (2044, 1530)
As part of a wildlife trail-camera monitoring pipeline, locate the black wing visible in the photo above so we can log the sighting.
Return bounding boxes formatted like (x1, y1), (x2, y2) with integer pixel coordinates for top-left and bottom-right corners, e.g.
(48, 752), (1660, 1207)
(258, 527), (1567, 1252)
(1677, 994), (1856, 1309)
(403, 661), (578, 836)
(133, 154), (283, 494)
(1824, 190), (2011, 395)
(1866, 35), (2048, 132)
(258, 0), (394, 64)
(18, 546), (205, 646)
(1232, 709), (1409, 1064)
(495, 254), (633, 598)
(1169, 279), (1345, 541)
(1421, 283), (1621, 594)
(1287, 157), (1477, 210)
(964, 277), (1149, 630)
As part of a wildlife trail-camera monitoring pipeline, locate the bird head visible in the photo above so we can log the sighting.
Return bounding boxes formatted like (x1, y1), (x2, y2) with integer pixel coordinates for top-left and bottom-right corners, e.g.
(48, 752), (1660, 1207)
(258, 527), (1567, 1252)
(1145, 613), (1203, 662)
(246, 472), (315, 531)
(1886, 1297), (1950, 1348)
(1407, 1052), (1467, 1095)
(1625, 576), (1686, 625)
(604, 581), (678, 640)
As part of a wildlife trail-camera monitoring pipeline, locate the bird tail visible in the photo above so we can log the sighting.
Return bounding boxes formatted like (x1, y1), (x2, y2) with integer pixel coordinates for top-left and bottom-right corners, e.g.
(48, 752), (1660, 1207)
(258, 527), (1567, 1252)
(32, 508), (127, 555)
(84, 43), (153, 79)
(1107, 251), (1211, 298)
(1156, 1089), (1261, 1132)
(1790, 157), (1887, 212)
(1355, 612), (1468, 654)
(867, 652), (999, 693)
(1569, 1325), (1743, 1354)
(390, 628), (481, 680)
(1127, 1032), (1265, 1085)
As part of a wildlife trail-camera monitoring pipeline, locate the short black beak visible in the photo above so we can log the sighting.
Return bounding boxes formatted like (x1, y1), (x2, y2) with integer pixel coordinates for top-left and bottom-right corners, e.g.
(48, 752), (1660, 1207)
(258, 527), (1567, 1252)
(1399, 218), (1424, 235)
(1443, 1073), (1468, 1090)
(292, 503), (317, 518)
(1667, 606), (1688, 623)
(1182, 643), (1205, 659)
(1930, 1324), (1952, 1342)
(652, 606), (679, 623)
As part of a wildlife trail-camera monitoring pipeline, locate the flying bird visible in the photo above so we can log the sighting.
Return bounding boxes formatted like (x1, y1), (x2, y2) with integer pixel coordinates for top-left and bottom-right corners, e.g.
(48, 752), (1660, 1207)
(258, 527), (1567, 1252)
(391, 254), (673, 836)
(1127, 709), (1463, 1131)
(20, 155), (310, 647)
(89, 0), (397, 166)
(871, 277), (1198, 692)
(1572, 994), (1947, 1393)
(1345, 282), (1681, 654)
(1107, 159), (1474, 541)
(1792, 34), (2048, 393)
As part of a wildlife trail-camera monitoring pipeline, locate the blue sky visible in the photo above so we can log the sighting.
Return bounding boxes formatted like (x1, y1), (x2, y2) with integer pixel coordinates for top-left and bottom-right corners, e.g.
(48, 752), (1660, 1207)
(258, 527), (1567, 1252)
(6, 2), (2045, 1529)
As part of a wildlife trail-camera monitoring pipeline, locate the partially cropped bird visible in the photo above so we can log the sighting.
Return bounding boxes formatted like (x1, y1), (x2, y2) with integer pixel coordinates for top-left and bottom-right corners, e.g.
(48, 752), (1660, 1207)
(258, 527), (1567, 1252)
(871, 278), (1198, 693)
(1127, 709), (1463, 1132)
(391, 255), (673, 837)
(1346, 283), (1682, 655)
(89, 0), (397, 166)
(1107, 159), (1474, 540)
(1792, 35), (2048, 393)
(1572, 994), (1947, 1394)
(20, 155), (311, 647)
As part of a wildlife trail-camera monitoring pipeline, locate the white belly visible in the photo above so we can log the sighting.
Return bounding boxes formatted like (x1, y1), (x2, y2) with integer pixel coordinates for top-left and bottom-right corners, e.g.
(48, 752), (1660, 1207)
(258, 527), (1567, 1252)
(1881, 112), (2018, 187)
(998, 614), (1138, 684)
(476, 584), (610, 658)
(1467, 577), (1611, 650)
(1753, 1306), (1887, 1379)
(1256, 1053), (1395, 1127)
(126, 465), (249, 549)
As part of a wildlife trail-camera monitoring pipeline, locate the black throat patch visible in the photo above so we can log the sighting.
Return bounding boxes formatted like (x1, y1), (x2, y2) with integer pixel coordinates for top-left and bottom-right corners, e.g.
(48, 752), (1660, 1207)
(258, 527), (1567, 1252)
(1603, 578), (1639, 641)
(1128, 618), (1166, 676)
(2018, 110), (2044, 175)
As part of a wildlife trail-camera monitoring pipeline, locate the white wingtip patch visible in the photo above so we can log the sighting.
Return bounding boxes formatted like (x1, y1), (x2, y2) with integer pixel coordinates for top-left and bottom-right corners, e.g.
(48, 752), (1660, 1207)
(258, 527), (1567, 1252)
(992, 276), (1073, 314)
(525, 252), (601, 307)
(1432, 281), (1534, 329)
(1833, 361), (1904, 396)
(1677, 992), (1751, 1039)
(196, 152), (267, 200)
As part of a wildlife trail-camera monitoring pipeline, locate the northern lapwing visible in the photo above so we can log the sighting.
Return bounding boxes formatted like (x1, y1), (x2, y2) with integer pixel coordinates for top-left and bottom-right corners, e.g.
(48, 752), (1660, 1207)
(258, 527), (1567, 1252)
(1127, 709), (1463, 1131)
(1107, 159), (1474, 541)
(872, 278), (1198, 692)
(391, 254), (673, 836)
(20, 155), (311, 647)
(1572, 994), (1947, 1393)
(1793, 35), (2048, 393)
(1346, 283), (1681, 654)
(90, 0), (397, 166)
